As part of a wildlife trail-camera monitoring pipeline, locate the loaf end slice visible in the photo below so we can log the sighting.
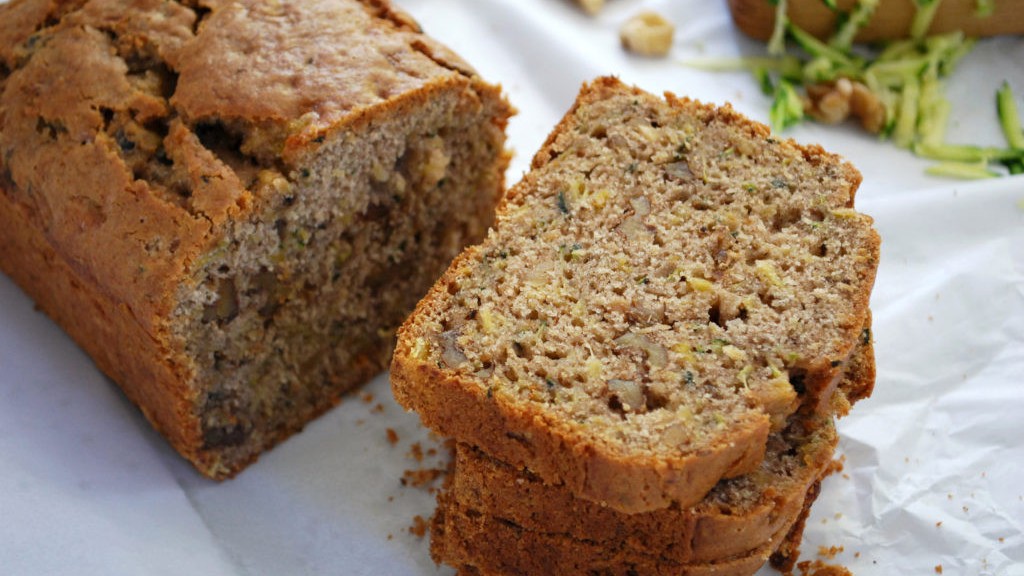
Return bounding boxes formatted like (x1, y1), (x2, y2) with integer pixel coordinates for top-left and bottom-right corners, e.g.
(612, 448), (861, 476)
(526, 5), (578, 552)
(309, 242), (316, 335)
(392, 76), (878, 512)
(0, 0), (511, 478)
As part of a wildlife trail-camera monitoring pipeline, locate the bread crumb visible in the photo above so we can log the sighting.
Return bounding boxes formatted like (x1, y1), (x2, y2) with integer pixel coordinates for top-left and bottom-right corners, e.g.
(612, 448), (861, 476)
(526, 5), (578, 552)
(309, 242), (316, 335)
(408, 442), (425, 462)
(386, 428), (399, 445)
(409, 515), (429, 538)
(401, 467), (444, 488)
(936, 521), (942, 527)
(360, 391), (374, 404)
(826, 455), (845, 475)
(935, 565), (943, 574)
(854, 552), (860, 559)
(386, 533), (393, 540)
(371, 402), (385, 414)
(817, 545), (844, 559)
(795, 559), (852, 576)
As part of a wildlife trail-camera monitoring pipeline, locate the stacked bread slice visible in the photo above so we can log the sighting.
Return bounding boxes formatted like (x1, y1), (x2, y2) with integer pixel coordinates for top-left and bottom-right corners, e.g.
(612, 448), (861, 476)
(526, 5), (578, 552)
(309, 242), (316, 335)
(391, 77), (880, 575)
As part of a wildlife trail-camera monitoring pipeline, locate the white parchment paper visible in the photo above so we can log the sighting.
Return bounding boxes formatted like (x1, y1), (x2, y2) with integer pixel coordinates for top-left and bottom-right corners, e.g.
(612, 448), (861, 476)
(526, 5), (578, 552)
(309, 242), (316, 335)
(1, 1), (1022, 574)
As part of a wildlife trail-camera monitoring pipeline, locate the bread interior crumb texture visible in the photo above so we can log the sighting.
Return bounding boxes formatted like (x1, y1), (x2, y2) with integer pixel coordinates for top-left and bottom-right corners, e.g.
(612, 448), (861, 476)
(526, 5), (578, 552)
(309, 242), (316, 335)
(408, 86), (877, 460)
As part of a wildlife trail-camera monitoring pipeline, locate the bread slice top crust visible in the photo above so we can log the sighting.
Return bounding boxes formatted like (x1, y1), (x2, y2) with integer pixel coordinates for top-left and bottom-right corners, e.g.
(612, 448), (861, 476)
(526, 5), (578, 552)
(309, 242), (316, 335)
(392, 76), (879, 512)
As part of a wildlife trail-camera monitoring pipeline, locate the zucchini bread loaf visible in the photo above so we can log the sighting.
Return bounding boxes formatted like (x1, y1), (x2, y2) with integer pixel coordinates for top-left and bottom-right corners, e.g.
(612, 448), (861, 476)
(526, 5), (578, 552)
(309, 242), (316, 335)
(392, 77), (879, 513)
(0, 0), (511, 478)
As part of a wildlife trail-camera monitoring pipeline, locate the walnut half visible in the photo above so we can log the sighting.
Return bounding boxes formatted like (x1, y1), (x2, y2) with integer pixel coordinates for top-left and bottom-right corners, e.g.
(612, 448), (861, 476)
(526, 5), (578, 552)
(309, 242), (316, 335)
(620, 12), (675, 57)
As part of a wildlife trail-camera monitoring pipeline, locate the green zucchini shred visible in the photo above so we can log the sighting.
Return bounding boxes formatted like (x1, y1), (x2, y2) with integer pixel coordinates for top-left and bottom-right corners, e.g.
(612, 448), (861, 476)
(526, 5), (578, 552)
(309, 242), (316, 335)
(925, 161), (1000, 179)
(830, 0), (879, 52)
(770, 80), (806, 131)
(910, 0), (942, 40)
(974, 0), (995, 17)
(996, 81), (1024, 150)
(768, 0), (789, 56)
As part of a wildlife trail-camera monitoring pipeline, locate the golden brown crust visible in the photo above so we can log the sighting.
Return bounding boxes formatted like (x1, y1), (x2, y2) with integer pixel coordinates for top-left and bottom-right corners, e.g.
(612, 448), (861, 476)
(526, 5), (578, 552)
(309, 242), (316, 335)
(728, 0), (1024, 42)
(170, 0), (471, 158)
(769, 476), (823, 573)
(0, 188), (204, 463)
(0, 0), (511, 478)
(431, 482), (818, 576)
(441, 431), (828, 566)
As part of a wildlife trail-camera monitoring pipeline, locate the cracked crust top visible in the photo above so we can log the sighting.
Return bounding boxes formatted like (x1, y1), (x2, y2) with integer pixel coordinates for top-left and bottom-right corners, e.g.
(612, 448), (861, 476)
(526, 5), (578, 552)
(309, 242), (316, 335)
(0, 0), (482, 329)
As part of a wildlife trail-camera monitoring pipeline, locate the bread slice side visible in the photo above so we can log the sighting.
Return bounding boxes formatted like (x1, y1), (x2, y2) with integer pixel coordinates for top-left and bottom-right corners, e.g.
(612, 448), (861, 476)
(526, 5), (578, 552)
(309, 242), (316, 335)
(431, 477), (825, 576)
(442, 418), (834, 566)
(392, 77), (879, 512)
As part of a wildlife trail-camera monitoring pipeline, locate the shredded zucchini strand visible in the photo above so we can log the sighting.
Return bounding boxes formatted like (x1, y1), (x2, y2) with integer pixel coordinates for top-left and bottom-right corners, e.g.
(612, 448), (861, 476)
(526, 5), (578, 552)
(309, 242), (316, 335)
(996, 81), (1024, 150)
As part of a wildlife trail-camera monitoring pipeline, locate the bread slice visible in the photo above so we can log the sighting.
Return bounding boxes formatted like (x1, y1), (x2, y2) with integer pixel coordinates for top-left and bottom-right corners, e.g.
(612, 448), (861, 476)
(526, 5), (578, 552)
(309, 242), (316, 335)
(0, 0), (511, 478)
(440, 419), (835, 566)
(430, 335), (871, 572)
(431, 477), (825, 576)
(392, 76), (879, 512)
